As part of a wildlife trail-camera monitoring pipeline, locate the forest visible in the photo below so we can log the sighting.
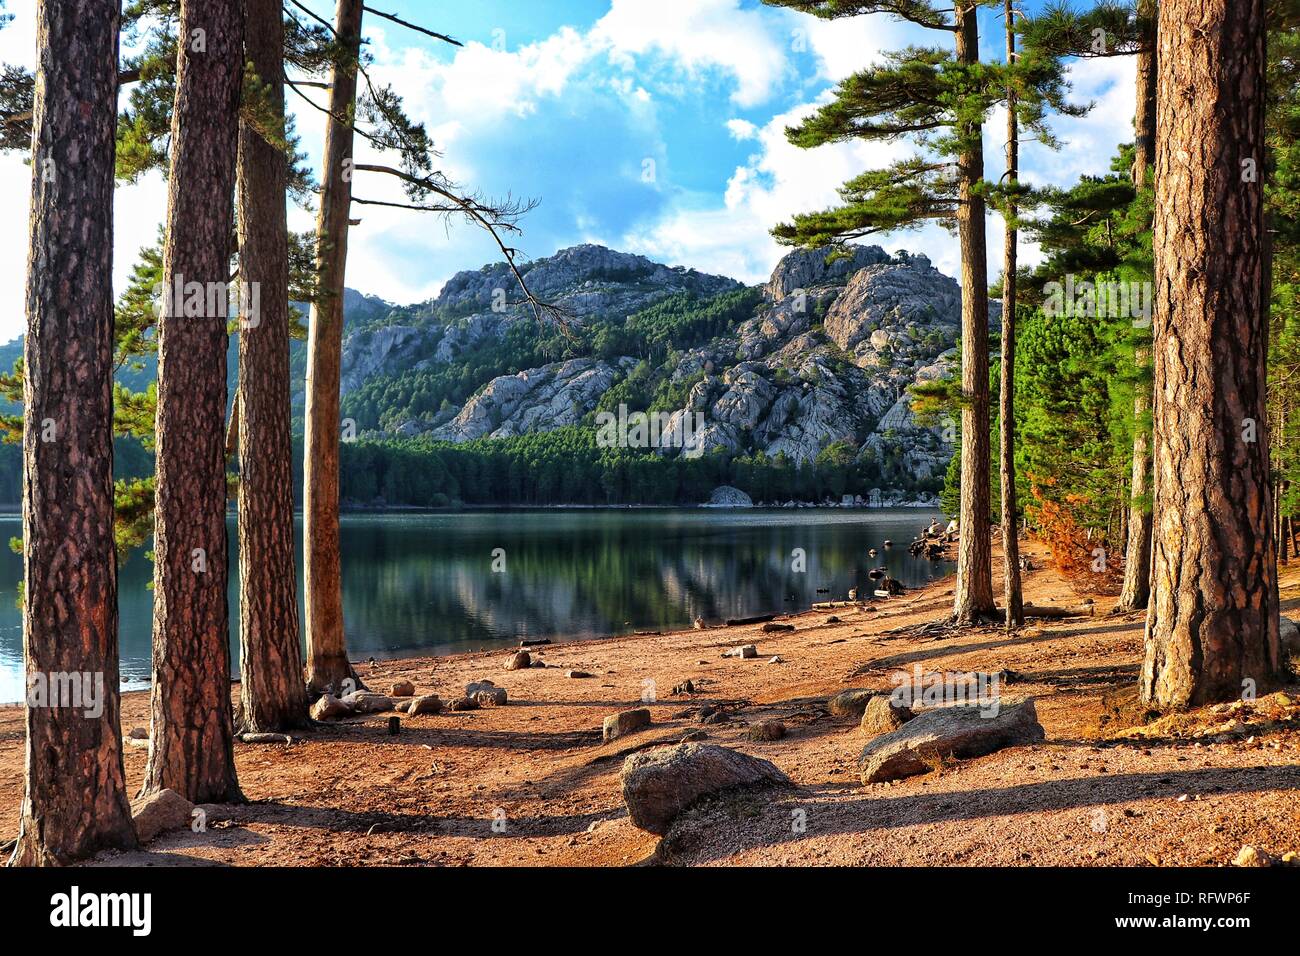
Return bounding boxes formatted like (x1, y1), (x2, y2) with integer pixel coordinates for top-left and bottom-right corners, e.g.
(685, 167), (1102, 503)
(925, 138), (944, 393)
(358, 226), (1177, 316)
(0, 0), (1296, 899)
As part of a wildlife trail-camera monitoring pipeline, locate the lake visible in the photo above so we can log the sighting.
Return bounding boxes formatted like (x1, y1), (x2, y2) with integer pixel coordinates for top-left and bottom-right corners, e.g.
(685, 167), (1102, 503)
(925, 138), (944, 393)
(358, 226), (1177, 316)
(0, 508), (950, 700)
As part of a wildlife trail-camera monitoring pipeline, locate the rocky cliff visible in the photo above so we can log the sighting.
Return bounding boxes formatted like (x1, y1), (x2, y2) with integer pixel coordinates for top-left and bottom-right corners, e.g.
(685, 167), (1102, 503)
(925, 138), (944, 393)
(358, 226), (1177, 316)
(337, 242), (990, 491)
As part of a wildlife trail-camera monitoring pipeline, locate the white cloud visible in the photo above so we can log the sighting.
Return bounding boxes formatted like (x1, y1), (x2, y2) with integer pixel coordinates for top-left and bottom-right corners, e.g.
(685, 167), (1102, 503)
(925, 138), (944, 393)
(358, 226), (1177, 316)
(726, 119), (758, 141)
(591, 0), (789, 108)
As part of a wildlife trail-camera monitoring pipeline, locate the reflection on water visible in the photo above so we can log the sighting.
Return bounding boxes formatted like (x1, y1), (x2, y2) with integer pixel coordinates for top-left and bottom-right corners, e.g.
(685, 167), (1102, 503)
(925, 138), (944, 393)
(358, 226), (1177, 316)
(0, 508), (950, 700)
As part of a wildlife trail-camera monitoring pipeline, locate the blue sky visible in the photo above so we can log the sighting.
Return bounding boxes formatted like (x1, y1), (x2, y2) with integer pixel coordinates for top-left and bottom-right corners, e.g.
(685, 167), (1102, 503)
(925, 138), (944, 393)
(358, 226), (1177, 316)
(0, 0), (1137, 341)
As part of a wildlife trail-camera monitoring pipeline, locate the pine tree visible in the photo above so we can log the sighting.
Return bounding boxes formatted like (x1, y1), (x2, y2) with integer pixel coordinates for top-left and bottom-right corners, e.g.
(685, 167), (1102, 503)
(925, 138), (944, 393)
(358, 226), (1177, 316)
(143, 0), (244, 802)
(1142, 0), (1283, 707)
(766, 0), (1080, 623)
(10, 0), (138, 866)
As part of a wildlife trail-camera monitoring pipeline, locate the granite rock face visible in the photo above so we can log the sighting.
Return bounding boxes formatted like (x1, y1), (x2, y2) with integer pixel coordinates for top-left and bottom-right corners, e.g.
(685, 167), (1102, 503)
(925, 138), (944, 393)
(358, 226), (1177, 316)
(338, 241), (988, 483)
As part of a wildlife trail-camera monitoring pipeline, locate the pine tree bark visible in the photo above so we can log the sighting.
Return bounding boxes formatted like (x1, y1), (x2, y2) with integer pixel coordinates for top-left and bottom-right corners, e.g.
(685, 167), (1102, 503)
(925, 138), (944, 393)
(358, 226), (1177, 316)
(9, 0), (138, 867)
(1118, 0), (1158, 611)
(1143, 0), (1282, 708)
(236, 0), (309, 731)
(952, 1), (996, 625)
(303, 0), (364, 695)
(144, 0), (245, 801)
(1000, 0), (1023, 630)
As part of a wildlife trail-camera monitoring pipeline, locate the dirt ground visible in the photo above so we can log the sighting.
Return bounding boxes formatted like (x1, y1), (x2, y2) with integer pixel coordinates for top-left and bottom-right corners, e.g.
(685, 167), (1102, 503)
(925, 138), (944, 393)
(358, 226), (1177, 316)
(2, 538), (1298, 867)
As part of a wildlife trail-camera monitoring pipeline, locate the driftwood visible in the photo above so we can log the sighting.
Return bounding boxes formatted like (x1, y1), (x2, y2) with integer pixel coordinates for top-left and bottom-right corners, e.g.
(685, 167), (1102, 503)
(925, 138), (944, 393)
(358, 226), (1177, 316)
(726, 613), (776, 626)
(811, 600), (871, 610)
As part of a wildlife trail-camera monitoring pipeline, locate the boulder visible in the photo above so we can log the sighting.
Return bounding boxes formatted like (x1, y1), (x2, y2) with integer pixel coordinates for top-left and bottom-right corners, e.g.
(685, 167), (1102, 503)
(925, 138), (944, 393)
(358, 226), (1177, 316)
(408, 695), (444, 716)
(703, 485), (753, 508)
(603, 707), (652, 742)
(388, 679), (416, 697)
(505, 650), (531, 671)
(1280, 616), (1300, 657)
(340, 691), (394, 714)
(131, 788), (195, 844)
(747, 720), (786, 742)
(860, 695), (913, 736)
(620, 743), (791, 834)
(858, 698), (1045, 784)
(827, 688), (875, 718)
(310, 694), (351, 720)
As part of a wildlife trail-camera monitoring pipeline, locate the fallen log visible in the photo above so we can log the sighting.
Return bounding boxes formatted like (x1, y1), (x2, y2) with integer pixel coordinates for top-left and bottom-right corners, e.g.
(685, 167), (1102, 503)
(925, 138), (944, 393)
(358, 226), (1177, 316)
(1012, 602), (1096, 619)
(725, 613), (776, 626)
(811, 600), (870, 610)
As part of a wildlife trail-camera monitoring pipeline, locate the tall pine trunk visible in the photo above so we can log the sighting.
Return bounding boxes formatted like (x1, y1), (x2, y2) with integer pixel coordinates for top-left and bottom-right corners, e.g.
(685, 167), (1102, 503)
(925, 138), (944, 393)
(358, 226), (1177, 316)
(1142, 0), (1282, 708)
(303, 0), (364, 695)
(236, 0), (309, 731)
(1000, 0), (1023, 629)
(952, 1), (996, 625)
(10, 0), (137, 866)
(1118, 0), (1158, 611)
(144, 0), (245, 801)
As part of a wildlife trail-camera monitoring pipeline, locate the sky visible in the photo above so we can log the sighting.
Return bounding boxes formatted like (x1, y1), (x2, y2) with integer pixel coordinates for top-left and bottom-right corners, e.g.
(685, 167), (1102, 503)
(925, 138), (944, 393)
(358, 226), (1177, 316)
(0, 0), (1136, 344)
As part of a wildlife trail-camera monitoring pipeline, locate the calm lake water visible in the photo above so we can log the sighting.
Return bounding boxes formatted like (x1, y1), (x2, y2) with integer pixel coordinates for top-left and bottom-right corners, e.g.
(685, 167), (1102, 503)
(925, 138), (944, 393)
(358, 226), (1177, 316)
(0, 508), (949, 701)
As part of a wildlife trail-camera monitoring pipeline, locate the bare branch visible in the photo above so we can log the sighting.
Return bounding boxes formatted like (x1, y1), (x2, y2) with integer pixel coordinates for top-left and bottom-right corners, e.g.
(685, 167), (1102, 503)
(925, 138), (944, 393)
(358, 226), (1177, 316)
(362, 6), (462, 46)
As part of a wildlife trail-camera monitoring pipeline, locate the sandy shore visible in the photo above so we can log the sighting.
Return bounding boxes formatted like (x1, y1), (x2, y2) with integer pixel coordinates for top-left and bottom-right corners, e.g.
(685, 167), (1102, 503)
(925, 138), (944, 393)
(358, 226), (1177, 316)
(2, 540), (1298, 867)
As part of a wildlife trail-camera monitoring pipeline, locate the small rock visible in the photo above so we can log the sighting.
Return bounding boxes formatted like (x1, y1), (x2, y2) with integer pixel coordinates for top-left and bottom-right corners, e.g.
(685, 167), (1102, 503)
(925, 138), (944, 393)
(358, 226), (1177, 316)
(408, 695), (443, 716)
(860, 695), (914, 736)
(681, 729), (708, 742)
(769, 656), (783, 664)
(388, 679), (416, 697)
(531, 659), (547, 668)
(825, 616), (841, 624)
(762, 622), (794, 633)
(465, 679), (507, 706)
(1279, 616), (1299, 656)
(505, 650), (531, 671)
(339, 691), (394, 714)
(128, 726), (148, 740)
(828, 688), (875, 718)
(1232, 845), (1275, 867)
(693, 617), (705, 630)
(603, 707), (652, 743)
(131, 788), (195, 844)
(672, 679), (696, 695)
(310, 693), (351, 720)
(447, 696), (480, 711)
(566, 670), (593, 679)
(747, 720), (786, 742)
(723, 644), (758, 659)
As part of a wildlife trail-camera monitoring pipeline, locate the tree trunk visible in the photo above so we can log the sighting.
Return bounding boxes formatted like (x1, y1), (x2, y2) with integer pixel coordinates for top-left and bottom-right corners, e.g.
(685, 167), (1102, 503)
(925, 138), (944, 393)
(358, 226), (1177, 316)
(1118, 1), (1158, 611)
(1143, 0), (1282, 708)
(1132, 0), (1158, 187)
(236, 0), (309, 731)
(303, 0), (364, 696)
(1000, 0), (1023, 630)
(144, 0), (245, 802)
(952, 2), (996, 625)
(9, 0), (138, 867)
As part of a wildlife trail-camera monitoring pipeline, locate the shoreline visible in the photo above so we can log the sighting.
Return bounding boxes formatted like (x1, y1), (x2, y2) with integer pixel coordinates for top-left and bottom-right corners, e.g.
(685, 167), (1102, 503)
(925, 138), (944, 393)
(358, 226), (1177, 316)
(3, 542), (1295, 867)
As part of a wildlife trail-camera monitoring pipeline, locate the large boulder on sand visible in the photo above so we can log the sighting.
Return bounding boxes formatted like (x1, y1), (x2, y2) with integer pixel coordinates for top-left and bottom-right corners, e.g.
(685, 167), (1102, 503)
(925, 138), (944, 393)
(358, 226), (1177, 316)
(311, 693), (350, 720)
(858, 698), (1045, 784)
(131, 788), (195, 844)
(621, 743), (791, 834)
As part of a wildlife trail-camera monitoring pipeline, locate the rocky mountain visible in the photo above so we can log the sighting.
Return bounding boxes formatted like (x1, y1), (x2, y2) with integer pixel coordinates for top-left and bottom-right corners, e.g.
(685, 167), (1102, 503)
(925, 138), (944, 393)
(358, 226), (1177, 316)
(333, 241), (989, 496)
